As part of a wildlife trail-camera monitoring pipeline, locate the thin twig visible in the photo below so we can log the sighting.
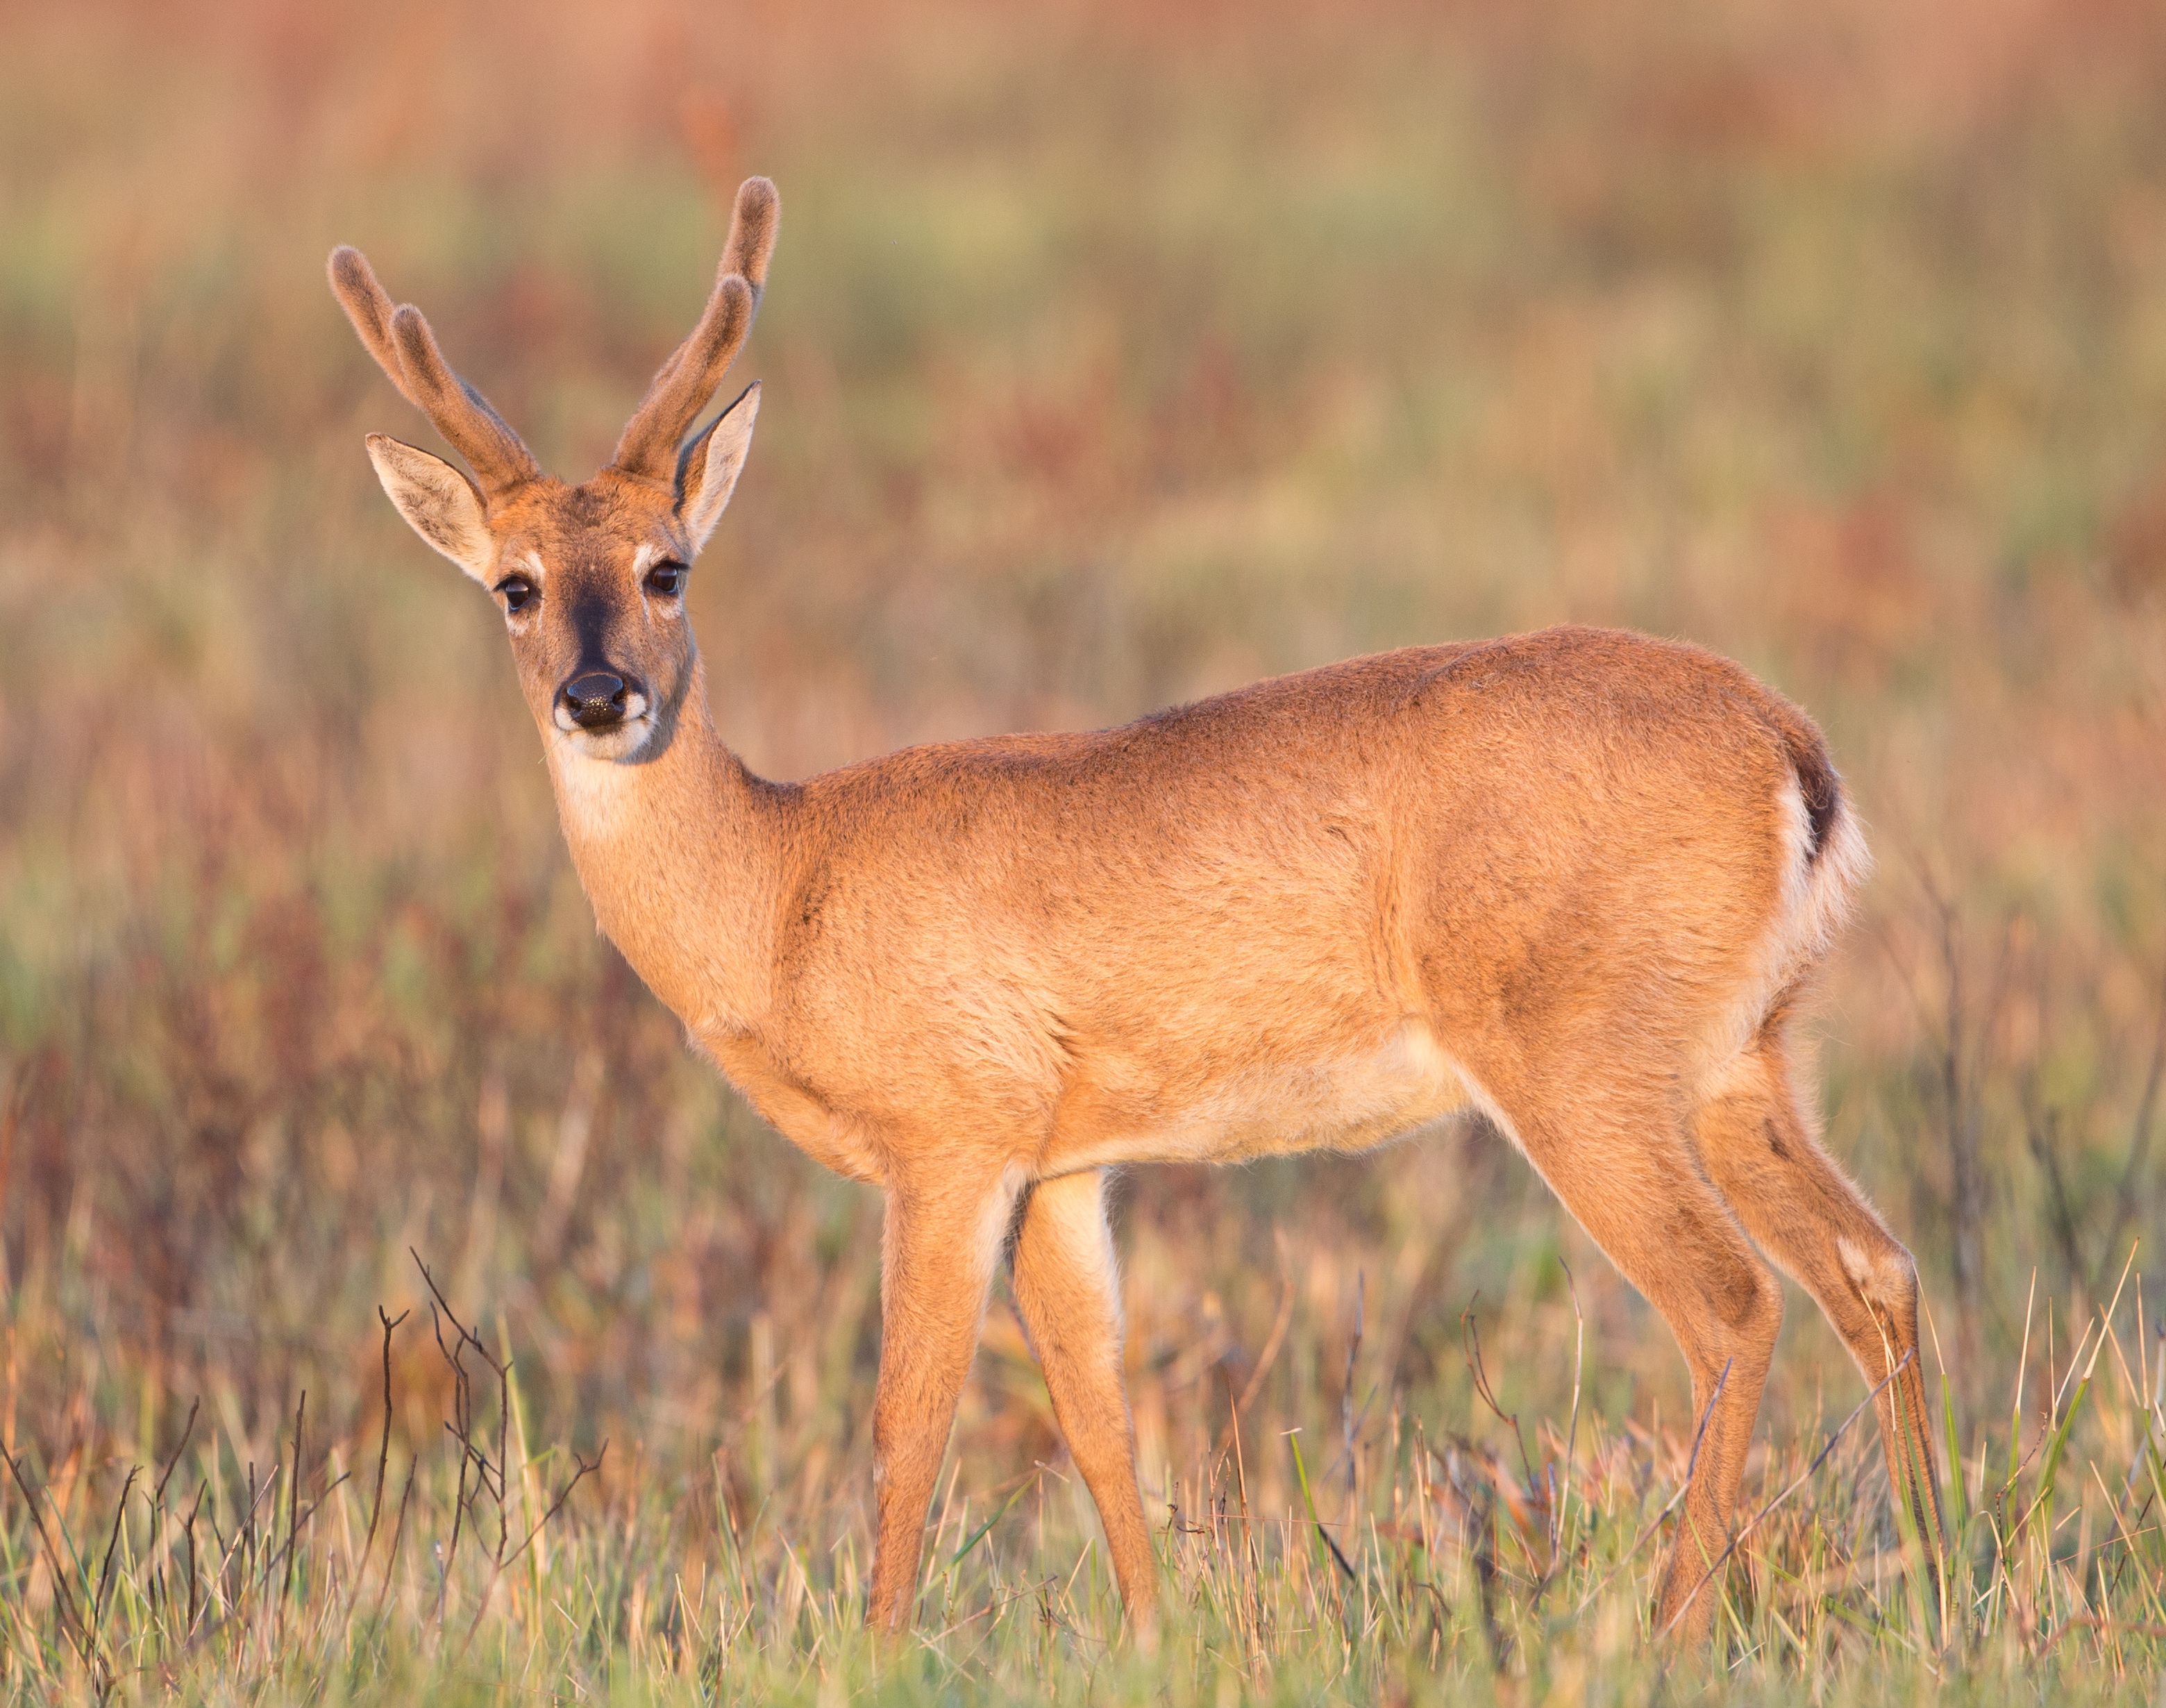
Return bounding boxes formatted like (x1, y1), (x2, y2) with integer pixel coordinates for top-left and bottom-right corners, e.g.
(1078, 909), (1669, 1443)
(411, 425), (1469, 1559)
(372, 1462), (417, 1625)
(277, 1391), (305, 1641)
(1461, 1295), (1537, 1493)
(457, 1443), (608, 1657)
(1, 1439), (95, 1665)
(94, 1466), (142, 1628)
(151, 1399), (199, 1512)
(185, 1457), (281, 1644)
(346, 1307), (408, 1621)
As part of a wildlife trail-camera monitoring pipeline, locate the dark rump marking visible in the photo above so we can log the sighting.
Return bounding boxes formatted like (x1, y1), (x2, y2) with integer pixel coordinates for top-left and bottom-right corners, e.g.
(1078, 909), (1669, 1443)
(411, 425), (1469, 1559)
(1782, 723), (1840, 863)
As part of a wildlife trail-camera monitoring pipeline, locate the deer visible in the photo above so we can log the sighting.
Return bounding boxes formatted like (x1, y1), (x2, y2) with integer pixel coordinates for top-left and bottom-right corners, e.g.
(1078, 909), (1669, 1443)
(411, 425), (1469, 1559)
(328, 175), (1943, 1643)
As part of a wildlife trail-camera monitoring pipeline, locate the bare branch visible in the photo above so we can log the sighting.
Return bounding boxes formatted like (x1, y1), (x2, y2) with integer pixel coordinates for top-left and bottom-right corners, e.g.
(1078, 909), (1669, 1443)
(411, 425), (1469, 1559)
(1, 1439), (95, 1666)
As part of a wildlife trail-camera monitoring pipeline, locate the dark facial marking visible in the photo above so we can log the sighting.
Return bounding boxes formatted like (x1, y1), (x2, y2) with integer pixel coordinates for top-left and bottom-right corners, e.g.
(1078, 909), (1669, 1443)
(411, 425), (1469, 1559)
(568, 574), (623, 673)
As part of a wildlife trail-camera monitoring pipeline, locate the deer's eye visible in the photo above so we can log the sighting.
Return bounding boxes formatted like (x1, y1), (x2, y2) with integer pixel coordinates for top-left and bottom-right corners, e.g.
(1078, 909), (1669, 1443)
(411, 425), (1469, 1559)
(645, 560), (686, 597)
(495, 576), (537, 614)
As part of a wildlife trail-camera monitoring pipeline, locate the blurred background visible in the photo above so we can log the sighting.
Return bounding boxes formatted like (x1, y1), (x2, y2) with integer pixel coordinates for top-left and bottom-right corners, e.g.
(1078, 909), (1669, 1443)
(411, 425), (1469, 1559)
(2, 0), (2164, 1573)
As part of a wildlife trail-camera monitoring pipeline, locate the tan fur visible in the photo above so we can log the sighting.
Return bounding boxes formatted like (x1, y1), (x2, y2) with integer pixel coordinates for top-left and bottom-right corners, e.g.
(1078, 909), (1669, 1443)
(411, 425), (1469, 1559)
(330, 178), (1941, 1644)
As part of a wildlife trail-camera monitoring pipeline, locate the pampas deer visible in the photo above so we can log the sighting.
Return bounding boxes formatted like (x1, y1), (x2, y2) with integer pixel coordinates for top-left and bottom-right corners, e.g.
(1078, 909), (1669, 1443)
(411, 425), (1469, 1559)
(329, 176), (1942, 1642)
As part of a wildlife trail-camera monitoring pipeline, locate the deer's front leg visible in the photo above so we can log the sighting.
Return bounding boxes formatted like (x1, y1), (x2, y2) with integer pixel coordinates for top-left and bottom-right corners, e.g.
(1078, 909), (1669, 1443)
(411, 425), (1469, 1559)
(866, 1169), (1021, 1632)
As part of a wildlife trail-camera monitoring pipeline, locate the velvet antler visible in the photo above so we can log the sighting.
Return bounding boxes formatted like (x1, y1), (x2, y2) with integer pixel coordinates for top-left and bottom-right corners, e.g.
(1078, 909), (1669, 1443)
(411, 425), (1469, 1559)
(611, 176), (780, 484)
(327, 245), (540, 501)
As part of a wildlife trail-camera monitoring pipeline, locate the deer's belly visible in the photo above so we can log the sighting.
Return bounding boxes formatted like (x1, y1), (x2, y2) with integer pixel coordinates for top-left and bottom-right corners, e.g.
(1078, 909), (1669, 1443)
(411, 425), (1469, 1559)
(1043, 1019), (1475, 1173)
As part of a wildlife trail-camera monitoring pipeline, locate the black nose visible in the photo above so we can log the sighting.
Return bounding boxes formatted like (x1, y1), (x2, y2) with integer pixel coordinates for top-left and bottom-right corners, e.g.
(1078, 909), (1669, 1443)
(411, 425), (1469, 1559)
(562, 670), (630, 729)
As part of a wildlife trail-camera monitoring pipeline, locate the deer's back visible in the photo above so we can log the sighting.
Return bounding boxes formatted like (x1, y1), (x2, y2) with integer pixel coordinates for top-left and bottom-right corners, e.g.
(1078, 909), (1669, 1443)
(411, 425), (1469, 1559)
(757, 626), (1824, 1169)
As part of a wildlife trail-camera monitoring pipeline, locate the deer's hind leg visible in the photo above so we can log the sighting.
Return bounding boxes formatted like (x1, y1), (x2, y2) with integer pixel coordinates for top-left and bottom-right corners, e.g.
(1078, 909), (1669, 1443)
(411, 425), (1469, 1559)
(1689, 1025), (1945, 1568)
(1009, 1169), (1157, 1625)
(1484, 1075), (1783, 1644)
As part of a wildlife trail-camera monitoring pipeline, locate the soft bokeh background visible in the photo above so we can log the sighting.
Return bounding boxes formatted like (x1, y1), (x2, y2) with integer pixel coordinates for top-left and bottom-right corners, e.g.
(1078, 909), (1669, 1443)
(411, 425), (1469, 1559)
(2, 0), (2165, 1675)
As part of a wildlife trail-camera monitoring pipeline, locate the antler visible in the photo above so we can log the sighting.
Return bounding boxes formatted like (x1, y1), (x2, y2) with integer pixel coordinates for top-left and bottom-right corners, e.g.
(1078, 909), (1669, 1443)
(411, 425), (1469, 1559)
(611, 176), (780, 484)
(326, 246), (541, 501)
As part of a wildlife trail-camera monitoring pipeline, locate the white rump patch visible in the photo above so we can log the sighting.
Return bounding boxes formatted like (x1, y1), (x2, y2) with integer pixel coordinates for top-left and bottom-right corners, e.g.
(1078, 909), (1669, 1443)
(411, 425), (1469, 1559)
(1697, 771), (1872, 1087)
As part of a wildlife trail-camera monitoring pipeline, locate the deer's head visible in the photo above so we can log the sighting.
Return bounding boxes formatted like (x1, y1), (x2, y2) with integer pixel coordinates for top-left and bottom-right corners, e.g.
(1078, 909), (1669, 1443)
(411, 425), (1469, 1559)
(329, 178), (778, 763)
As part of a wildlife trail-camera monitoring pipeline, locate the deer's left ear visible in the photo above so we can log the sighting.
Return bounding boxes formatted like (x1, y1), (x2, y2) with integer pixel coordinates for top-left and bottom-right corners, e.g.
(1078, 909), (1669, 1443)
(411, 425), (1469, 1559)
(677, 381), (759, 553)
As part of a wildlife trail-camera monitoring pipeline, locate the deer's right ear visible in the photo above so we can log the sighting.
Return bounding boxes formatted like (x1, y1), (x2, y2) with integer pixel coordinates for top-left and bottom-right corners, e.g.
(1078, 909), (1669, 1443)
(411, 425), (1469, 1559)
(365, 433), (496, 584)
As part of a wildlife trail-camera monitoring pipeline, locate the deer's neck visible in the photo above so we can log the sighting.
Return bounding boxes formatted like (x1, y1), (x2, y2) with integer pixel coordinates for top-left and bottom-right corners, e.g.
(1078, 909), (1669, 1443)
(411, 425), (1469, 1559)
(545, 665), (787, 1038)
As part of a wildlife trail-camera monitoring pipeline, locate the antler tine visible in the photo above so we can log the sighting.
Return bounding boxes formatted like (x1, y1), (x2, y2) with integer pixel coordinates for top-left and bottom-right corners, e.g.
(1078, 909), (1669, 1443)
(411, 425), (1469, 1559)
(612, 176), (780, 483)
(328, 246), (423, 411)
(721, 174), (780, 296)
(647, 177), (781, 386)
(328, 244), (540, 501)
(386, 305), (542, 499)
(621, 181), (780, 401)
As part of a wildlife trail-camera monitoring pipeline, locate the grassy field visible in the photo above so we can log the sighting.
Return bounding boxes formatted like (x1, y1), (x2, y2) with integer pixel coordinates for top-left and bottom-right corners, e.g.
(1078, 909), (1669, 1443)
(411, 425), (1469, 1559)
(3, 0), (2166, 1698)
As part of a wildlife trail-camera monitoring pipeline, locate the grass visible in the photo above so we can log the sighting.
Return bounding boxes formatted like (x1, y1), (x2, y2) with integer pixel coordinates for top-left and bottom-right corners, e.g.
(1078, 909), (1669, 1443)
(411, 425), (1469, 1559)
(3, 0), (2166, 1699)
(7, 1256), (2166, 1700)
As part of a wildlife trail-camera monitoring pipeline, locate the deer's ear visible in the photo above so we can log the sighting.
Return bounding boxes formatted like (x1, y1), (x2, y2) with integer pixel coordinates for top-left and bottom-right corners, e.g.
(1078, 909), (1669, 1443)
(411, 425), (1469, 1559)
(365, 433), (496, 583)
(677, 382), (759, 553)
